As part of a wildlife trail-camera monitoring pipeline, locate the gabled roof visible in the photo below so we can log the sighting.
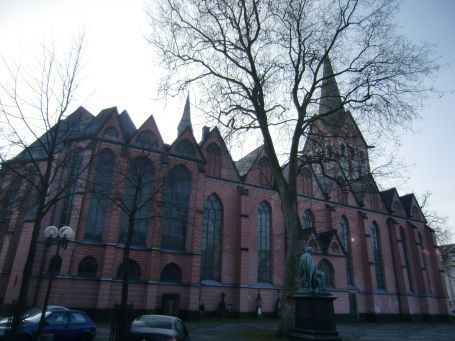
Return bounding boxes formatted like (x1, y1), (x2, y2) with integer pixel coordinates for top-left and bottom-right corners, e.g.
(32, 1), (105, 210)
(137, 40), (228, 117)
(235, 145), (264, 177)
(118, 110), (137, 142)
(85, 107), (118, 137)
(380, 188), (396, 212)
(14, 106), (95, 161)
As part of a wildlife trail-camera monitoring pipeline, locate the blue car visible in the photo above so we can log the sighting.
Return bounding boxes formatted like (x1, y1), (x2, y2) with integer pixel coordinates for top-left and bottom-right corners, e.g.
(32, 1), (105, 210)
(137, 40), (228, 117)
(0, 308), (96, 341)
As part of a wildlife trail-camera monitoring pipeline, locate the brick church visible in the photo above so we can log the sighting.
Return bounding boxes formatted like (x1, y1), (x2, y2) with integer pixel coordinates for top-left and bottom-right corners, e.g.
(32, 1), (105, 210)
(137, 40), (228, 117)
(0, 60), (449, 321)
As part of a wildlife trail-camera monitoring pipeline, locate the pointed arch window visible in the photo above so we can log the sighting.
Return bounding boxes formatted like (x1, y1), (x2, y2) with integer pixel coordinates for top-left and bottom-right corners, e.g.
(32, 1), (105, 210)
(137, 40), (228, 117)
(206, 143), (221, 177)
(116, 260), (141, 281)
(300, 167), (313, 195)
(136, 130), (158, 150)
(371, 222), (386, 290)
(0, 176), (22, 228)
(59, 148), (84, 226)
(161, 166), (192, 250)
(303, 209), (314, 229)
(77, 256), (98, 278)
(160, 263), (182, 283)
(175, 139), (195, 158)
(201, 194), (223, 281)
(118, 157), (154, 246)
(340, 216), (353, 285)
(48, 255), (62, 275)
(103, 127), (119, 141)
(318, 259), (335, 288)
(257, 201), (272, 283)
(85, 149), (115, 242)
(417, 232), (432, 293)
(399, 227), (414, 292)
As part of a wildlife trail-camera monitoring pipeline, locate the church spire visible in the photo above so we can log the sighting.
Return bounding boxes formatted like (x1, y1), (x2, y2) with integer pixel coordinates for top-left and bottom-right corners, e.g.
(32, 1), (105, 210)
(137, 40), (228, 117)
(318, 56), (346, 134)
(319, 56), (343, 115)
(177, 93), (192, 136)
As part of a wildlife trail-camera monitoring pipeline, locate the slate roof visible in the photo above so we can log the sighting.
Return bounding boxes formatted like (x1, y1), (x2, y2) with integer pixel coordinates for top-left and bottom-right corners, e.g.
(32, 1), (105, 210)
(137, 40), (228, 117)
(380, 188), (396, 211)
(119, 110), (137, 142)
(14, 106), (95, 161)
(399, 194), (414, 217)
(235, 145), (264, 177)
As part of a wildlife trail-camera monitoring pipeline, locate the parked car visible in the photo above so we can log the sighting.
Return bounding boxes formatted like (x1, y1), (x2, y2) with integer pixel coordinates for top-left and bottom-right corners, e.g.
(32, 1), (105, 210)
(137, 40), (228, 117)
(129, 314), (190, 341)
(0, 308), (96, 341)
(0, 306), (70, 324)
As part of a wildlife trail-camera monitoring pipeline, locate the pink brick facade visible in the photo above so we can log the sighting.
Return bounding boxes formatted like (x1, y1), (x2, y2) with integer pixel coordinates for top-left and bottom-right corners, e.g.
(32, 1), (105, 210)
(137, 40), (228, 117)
(0, 97), (450, 322)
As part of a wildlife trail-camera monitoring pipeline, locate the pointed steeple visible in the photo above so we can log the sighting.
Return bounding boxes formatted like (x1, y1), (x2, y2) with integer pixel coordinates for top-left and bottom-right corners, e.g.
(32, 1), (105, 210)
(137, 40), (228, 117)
(318, 56), (346, 134)
(319, 56), (343, 115)
(177, 93), (192, 136)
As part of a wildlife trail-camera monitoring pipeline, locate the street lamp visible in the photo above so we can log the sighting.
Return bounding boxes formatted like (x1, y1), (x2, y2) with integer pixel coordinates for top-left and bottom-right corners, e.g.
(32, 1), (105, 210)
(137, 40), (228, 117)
(37, 225), (74, 336)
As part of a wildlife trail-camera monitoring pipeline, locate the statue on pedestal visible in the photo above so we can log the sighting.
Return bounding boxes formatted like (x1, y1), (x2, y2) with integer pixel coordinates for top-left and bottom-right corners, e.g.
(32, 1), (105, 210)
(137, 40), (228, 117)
(299, 247), (326, 293)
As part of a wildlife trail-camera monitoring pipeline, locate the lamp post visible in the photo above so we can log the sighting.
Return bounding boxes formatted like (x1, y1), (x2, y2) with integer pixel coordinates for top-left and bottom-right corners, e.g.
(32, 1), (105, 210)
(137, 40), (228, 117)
(37, 225), (74, 337)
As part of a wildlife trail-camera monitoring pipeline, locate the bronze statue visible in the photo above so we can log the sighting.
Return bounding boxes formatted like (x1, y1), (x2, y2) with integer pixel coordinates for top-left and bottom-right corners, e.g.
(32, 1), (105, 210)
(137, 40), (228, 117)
(299, 247), (326, 291)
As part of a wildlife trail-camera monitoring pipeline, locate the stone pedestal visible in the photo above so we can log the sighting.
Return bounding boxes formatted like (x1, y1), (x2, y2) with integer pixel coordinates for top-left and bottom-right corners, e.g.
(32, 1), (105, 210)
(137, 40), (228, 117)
(291, 291), (341, 341)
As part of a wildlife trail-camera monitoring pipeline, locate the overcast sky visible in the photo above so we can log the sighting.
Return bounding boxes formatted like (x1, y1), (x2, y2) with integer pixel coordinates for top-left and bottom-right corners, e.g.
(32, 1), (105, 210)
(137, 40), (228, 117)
(0, 0), (454, 240)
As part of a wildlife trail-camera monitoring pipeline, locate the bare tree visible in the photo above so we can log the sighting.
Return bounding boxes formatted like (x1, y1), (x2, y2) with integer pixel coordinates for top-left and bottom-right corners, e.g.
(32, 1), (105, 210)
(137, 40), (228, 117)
(146, 0), (437, 334)
(420, 191), (453, 245)
(0, 35), (85, 338)
(86, 147), (166, 340)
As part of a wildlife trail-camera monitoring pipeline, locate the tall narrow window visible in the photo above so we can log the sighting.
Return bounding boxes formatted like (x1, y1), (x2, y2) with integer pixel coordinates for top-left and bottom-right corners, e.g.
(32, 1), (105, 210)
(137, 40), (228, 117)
(300, 167), (313, 195)
(201, 194), (223, 281)
(119, 157), (154, 246)
(85, 149), (115, 242)
(0, 176), (22, 228)
(340, 216), (353, 285)
(303, 209), (314, 229)
(257, 201), (272, 283)
(161, 166), (192, 250)
(371, 222), (386, 290)
(400, 227), (414, 292)
(60, 148), (84, 226)
(206, 143), (221, 177)
(318, 259), (335, 288)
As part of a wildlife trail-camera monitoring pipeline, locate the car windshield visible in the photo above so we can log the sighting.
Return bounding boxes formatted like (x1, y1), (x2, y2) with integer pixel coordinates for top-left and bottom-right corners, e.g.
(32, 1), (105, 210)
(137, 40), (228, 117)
(26, 312), (51, 323)
(134, 316), (173, 329)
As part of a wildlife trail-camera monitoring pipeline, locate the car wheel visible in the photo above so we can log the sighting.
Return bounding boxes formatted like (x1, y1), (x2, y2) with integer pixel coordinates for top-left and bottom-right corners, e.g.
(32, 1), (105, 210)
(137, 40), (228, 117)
(78, 333), (93, 341)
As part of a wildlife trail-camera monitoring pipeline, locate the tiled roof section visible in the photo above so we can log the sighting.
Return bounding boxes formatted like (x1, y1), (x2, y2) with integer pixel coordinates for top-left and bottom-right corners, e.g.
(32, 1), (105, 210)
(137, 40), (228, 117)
(235, 145), (264, 177)
(118, 110), (137, 142)
(316, 229), (337, 253)
(380, 188), (396, 211)
(399, 194), (414, 217)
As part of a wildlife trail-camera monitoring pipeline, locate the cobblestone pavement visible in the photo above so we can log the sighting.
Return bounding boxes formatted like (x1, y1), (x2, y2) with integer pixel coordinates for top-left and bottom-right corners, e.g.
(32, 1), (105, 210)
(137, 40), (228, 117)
(95, 318), (455, 340)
